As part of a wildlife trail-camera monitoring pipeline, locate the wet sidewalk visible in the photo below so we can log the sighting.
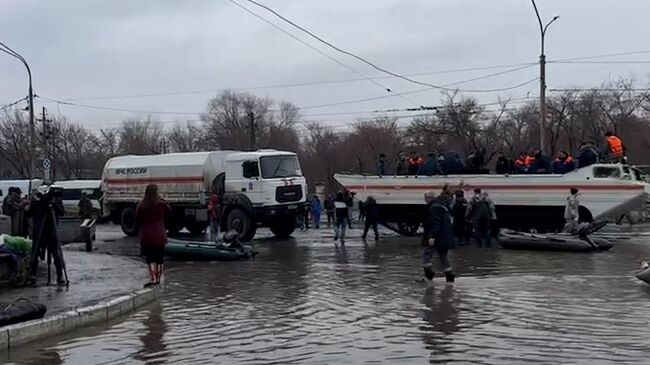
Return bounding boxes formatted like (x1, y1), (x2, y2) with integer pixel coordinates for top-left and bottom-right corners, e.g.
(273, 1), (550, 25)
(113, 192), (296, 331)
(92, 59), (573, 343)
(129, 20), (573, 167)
(0, 251), (148, 317)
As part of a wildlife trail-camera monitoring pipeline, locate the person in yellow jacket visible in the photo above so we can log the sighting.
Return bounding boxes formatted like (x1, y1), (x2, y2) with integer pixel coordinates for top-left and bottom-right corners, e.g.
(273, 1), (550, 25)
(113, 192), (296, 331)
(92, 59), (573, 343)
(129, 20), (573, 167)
(604, 131), (626, 163)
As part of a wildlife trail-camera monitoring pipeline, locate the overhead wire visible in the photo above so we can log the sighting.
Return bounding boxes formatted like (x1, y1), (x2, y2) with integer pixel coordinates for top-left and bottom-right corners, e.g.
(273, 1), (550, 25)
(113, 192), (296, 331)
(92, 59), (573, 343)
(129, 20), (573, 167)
(298, 77), (538, 110)
(0, 96), (28, 111)
(38, 63), (538, 116)
(549, 87), (650, 92)
(550, 49), (650, 63)
(227, 0), (420, 107)
(37, 96), (203, 115)
(53, 61), (536, 102)
(550, 60), (650, 64)
(242, 0), (538, 93)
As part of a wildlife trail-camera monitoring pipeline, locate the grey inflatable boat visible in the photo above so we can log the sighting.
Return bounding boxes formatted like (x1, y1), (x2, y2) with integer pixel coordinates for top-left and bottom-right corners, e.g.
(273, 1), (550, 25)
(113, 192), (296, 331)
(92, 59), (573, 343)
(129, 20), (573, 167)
(498, 230), (613, 252)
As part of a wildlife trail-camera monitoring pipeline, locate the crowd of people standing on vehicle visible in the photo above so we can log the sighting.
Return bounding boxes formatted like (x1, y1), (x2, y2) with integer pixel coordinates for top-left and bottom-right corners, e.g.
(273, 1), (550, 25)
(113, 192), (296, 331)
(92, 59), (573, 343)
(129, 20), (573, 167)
(376, 131), (627, 177)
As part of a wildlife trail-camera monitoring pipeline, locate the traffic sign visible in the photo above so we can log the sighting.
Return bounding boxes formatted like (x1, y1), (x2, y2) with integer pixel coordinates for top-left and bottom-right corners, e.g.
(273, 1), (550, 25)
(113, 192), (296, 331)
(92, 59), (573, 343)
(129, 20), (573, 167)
(43, 158), (51, 170)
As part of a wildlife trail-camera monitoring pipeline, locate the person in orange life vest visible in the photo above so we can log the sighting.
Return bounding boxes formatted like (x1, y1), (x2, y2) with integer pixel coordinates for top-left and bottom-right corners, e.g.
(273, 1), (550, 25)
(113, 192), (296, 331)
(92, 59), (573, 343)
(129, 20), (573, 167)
(407, 151), (423, 175)
(513, 152), (528, 174)
(552, 150), (576, 174)
(604, 131), (626, 162)
(524, 151), (536, 169)
(529, 148), (551, 174)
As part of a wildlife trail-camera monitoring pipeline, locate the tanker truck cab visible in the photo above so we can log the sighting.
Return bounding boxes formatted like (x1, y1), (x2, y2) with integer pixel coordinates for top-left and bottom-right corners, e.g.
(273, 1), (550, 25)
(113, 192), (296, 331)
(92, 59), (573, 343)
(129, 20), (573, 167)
(221, 150), (307, 240)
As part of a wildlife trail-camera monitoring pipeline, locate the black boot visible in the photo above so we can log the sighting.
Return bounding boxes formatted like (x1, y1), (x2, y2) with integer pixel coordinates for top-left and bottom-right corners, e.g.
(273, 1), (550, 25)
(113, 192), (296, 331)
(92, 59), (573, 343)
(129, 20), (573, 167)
(423, 267), (434, 281)
(445, 271), (455, 283)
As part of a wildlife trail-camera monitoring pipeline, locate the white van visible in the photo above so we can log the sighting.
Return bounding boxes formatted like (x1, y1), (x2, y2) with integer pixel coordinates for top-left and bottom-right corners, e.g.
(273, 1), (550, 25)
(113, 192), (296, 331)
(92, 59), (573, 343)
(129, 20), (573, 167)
(54, 180), (104, 219)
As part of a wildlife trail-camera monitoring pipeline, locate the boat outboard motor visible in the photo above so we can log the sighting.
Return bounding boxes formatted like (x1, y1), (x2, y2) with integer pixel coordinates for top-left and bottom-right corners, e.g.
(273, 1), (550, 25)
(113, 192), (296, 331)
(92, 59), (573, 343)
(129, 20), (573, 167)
(222, 230), (257, 259)
(574, 220), (607, 237)
(222, 230), (244, 250)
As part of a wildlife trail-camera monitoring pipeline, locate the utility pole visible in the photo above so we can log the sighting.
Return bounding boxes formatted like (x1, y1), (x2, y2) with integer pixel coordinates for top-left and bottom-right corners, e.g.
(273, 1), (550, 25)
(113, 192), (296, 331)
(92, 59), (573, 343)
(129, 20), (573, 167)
(247, 111), (256, 151)
(40, 106), (53, 183)
(0, 41), (35, 191)
(531, 0), (559, 152)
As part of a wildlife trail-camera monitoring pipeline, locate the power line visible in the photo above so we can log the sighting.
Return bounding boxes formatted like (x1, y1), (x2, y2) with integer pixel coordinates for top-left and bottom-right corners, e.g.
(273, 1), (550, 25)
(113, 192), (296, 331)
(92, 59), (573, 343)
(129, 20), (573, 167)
(37, 96), (203, 115)
(549, 87), (650, 92)
(550, 49), (650, 63)
(39, 65), (537, 116)
(550, 60), (650, 64)
(0, 96), (28, 111)
(299, 77), (538, 110)
(228, 0), (421, 107)
(242, 0), (536, 94)
(53, 62), (536, 102)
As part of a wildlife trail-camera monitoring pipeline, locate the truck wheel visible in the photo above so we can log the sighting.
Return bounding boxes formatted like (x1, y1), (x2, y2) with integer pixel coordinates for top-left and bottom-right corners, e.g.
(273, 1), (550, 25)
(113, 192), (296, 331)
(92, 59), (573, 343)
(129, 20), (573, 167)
(120, 207), (138, 236)
(270, 218), (296, 238)
(227, 209), (256, 242)
(186, 221), (208, 235)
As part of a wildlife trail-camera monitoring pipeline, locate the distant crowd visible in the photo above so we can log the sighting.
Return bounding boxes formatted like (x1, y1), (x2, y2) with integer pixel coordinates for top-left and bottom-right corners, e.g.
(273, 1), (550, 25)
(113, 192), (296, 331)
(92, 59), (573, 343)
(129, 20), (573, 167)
(375, 131), (627, 176)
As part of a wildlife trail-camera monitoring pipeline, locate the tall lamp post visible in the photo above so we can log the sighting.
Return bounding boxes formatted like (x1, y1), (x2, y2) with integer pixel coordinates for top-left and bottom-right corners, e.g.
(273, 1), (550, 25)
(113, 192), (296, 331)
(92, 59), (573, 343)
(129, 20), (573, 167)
(531, 0), (559, 152)
(0, 41), (35, 192)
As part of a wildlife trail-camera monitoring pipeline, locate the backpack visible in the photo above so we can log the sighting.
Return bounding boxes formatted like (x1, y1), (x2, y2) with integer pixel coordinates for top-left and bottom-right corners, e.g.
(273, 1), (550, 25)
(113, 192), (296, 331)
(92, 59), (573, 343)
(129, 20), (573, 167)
(452, 200), (467, 219)
(472, 199), (491, 220)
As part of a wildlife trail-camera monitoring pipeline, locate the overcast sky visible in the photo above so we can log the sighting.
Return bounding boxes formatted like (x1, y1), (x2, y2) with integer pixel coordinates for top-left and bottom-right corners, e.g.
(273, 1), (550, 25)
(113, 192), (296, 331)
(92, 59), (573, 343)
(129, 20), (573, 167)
(1, 0), (649, 132)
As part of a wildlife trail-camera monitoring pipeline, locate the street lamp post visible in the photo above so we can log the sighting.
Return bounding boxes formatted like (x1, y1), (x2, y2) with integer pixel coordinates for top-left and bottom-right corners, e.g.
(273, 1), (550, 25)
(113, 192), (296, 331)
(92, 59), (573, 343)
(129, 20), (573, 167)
(0, 42), (36, 193)
(531, 0), (559, 152)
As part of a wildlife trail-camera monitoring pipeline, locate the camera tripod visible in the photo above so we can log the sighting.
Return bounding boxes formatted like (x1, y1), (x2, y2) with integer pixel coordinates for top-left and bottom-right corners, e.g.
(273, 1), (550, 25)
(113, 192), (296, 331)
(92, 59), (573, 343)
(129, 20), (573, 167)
(30, 204), (69, 286)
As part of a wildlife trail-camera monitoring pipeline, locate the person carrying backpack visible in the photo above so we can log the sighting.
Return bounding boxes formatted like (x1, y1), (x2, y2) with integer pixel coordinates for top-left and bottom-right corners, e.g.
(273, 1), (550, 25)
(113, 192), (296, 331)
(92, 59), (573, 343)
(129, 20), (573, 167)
(467, 188), (494, 247)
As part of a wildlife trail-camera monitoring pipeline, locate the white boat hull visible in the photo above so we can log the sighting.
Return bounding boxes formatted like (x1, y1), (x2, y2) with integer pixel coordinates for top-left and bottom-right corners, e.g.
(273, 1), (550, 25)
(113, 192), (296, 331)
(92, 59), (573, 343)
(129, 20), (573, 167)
(334, 164), (648, 233)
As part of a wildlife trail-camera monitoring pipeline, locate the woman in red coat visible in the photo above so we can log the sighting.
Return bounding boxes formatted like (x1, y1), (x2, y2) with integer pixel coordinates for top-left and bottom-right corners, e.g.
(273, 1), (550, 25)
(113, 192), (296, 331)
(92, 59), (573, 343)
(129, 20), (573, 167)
(137, 184), (171, 287)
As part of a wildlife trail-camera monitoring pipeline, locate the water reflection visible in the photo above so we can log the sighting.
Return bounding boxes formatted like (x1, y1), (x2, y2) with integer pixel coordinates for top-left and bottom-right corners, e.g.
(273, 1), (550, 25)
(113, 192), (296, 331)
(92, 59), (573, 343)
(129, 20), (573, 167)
(134, 305), (167, 364)
(421, 286), (460, 363)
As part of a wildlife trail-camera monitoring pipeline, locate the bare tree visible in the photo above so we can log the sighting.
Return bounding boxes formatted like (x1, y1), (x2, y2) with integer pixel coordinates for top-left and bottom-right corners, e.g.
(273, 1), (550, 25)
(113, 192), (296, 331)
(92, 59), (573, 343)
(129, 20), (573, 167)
(118, 117), (164, 155)
(301, 123), (343, 190)
(167, 122), (204, 152)
(0, 110), (32, 178)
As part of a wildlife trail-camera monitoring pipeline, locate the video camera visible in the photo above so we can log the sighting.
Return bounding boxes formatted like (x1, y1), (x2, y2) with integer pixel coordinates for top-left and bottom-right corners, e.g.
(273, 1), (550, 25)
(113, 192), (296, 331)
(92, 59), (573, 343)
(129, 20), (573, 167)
(34, 184), (64, 202)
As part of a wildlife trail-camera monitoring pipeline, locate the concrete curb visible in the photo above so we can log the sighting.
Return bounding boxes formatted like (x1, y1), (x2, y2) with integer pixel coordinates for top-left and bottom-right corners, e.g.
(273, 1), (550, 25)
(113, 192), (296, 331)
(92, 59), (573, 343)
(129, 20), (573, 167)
(0, 287), (158, 350)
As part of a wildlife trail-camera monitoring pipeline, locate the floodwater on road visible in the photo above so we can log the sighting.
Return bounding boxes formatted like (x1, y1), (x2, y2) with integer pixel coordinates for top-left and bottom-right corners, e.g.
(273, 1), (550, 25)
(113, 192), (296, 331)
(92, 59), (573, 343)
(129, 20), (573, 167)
(5, 225), (650, 364)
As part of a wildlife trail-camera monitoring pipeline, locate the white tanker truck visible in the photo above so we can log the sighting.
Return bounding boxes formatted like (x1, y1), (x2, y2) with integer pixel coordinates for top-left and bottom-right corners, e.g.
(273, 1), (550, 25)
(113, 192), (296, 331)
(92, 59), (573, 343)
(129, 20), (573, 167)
(101, 150), (308, 241)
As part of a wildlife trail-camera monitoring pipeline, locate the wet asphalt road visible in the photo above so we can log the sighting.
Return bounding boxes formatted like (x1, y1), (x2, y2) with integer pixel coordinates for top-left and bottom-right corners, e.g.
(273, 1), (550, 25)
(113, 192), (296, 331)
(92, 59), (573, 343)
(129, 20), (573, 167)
(4, 224), (650, 364)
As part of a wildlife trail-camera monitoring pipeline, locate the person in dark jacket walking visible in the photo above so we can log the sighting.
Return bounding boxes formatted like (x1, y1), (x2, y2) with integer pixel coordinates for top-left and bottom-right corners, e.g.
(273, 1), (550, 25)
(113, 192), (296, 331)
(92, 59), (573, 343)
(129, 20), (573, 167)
(324, 194), (335, 225)
(467, 188), (495, 247)
(361, 196), (380, 242)
(451, 190), (470, 245)
(78, 192), (94, 220)
(438, 184), (454, 208)
(422, 191), (455, 283)
(333, 192), (351, 244)
(344, 190), (354, 229)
